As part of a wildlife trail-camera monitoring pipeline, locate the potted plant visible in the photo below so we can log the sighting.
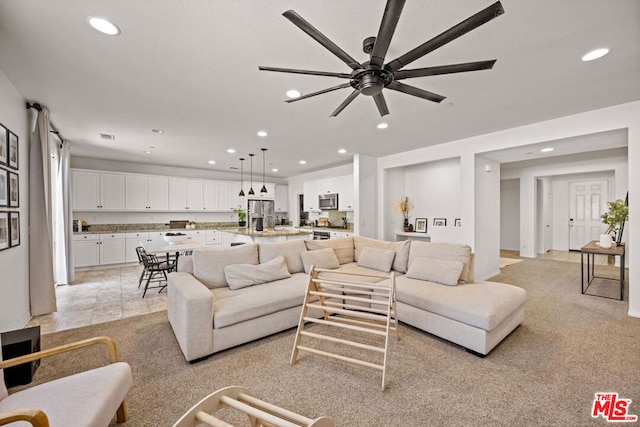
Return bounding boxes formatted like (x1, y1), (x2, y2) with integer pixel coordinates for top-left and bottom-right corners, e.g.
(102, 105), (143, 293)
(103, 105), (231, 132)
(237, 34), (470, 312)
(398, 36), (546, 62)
(600, 198), (628, 248)
(234, 206), (247, 227)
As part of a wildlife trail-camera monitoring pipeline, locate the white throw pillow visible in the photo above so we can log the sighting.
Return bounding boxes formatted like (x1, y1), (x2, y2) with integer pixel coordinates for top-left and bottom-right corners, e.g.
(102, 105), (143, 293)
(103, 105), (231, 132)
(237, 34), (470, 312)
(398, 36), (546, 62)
(357, 247), (396, 272)
(258, 239), (306, 273)
(304, 237), (354, 264)
(224, 256), (291, 290)
(300, 248), (340, 273)
(406, 256), (464, 286)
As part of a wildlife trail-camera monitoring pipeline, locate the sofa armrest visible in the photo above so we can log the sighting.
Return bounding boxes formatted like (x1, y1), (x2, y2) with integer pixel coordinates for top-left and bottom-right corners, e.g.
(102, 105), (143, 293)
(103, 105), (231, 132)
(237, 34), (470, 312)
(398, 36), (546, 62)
(0, 408), (49, 427)
(167, 272), (215, 362)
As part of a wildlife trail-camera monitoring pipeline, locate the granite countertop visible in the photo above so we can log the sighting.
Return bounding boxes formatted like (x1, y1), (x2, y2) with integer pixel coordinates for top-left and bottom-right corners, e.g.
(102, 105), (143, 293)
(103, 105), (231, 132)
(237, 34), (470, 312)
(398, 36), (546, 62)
(74, 223), (311, 237)
(296, 226), (354, 233)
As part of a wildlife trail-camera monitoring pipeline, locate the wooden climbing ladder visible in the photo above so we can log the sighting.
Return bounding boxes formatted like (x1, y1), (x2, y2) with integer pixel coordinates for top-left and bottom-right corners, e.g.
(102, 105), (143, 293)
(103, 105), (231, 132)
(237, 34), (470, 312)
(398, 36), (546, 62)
(291, 266), (399, 391)
(173, 385), (334, 427)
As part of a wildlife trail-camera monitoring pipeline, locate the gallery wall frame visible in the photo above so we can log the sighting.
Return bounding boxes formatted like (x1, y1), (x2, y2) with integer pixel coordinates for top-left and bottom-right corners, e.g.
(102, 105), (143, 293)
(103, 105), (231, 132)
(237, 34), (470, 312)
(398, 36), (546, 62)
(0, 169), (7, 207)
(0, 123), (7, 167)
(8, 171), (18, 208)
(8, 131), (18, 170)
(0, 211), (8, 251)
(455, 218), (461, 227)
(415, 218), (427, 233)
(9, 211), (19, 247)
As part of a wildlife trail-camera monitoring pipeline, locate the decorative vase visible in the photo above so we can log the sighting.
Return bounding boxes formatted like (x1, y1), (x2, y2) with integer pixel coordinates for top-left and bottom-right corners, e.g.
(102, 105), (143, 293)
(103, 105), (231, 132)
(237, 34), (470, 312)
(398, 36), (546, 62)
(599, 234), (613, 249)
(403, 218), (410, 232)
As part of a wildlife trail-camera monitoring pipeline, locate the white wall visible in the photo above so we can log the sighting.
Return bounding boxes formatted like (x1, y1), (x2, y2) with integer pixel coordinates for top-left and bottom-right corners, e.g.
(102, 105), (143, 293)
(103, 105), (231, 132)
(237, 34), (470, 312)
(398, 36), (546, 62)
(500, 179), (520, 251)
(378, 101), (640, 317)
(354, 154), (377, 238)
(0, 70), (30, 332)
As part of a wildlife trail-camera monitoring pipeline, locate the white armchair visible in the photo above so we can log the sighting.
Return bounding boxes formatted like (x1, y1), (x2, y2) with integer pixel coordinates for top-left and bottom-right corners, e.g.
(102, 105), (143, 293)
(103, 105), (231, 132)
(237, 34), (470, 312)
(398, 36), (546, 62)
(0, 335), (132, 427)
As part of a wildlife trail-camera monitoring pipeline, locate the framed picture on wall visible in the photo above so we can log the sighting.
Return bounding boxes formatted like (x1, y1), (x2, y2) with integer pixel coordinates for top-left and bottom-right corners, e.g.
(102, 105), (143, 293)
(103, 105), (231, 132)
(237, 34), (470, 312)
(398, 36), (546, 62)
(415, 218), (427, 233)
(0, 123), (7, 167)
(433, 218), (447, 227)
(0, 211), (8, 251)
(0, 170), (7, 207)
(8, 131), (18, 170)
(8, 171), (18, 208)
(9, 212), (20, 247)
(455, 218), (461, 227)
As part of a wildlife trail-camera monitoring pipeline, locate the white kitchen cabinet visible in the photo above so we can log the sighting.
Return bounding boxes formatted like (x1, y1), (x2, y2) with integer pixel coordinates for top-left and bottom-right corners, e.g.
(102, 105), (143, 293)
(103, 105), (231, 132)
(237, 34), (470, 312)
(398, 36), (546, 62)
(331, 231), (354, 239)
(99, 233), (126, 265)
(125, 175), (169, 211)
(205, 230), (221, 246)
(202, 180), (219, 211)
(218, 181), (243, 211)
(275, 184), (289, 212)
(337, 175), (354, 211)
(72, 170), (125, 210)
(169, 178), (203, 211)
(317, 178), (338, 195)
(303, 181), (320, 212)
(220, 231), (237, 247)
(125, 232), (150, 263)
(187, 230), (206, 244)
(73, 234), (100, 267)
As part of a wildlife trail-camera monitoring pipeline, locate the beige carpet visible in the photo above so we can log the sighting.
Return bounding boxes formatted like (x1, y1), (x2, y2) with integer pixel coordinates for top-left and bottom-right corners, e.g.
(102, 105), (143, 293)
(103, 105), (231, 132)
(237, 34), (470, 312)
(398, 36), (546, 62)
(499, 257), (523, 268)
(13, 258), (639, 427)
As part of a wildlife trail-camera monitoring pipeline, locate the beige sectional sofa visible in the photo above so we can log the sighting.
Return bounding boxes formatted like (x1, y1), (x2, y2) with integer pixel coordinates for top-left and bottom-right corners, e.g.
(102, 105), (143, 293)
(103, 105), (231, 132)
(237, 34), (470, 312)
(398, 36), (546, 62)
(167, 237), (527, 362)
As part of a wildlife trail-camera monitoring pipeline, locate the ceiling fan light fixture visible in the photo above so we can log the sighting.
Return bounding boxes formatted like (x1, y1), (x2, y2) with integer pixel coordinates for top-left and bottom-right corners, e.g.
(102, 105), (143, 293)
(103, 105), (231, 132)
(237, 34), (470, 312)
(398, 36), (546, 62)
(88, 17), (121, 36)
(286, 89), (301, 98)
(582, 48), (610, 62)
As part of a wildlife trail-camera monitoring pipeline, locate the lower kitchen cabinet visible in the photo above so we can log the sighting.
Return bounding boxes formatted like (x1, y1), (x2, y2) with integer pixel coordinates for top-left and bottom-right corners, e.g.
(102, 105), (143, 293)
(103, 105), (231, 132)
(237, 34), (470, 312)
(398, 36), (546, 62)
(125, 232), (150, 263)
(73, 233), (126, 267)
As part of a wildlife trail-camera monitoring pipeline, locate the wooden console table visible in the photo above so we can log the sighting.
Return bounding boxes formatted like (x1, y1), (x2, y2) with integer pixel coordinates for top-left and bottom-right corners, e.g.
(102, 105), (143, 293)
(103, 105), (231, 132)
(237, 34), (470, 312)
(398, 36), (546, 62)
(580, 240), (625, 300)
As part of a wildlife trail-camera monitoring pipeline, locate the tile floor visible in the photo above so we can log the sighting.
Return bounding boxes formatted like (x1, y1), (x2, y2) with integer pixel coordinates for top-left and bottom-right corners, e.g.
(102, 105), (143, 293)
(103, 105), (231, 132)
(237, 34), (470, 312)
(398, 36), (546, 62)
(27, 250), (612, 335)
(27, 265), (167, 334)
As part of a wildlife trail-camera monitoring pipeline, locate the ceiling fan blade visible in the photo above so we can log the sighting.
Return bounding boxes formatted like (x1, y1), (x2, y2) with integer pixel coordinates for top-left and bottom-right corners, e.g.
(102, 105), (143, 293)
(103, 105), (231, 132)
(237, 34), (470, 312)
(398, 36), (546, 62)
(386, 1), (504, 72)
(283, 10), (362, 71)
(373, 93), (390, 117)
(369, 0), (406, 68)
(285, 83), (351, 103)
(394, 59), (497, 80)
(330, 90), (360, 117)
(258, 66), (352, 79)
(387, 81), (445, 103)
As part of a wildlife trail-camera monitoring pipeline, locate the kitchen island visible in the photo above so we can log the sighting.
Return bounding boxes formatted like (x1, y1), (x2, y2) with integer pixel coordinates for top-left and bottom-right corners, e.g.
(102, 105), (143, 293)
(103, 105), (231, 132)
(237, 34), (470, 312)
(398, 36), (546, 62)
(228, 227), (311, 243)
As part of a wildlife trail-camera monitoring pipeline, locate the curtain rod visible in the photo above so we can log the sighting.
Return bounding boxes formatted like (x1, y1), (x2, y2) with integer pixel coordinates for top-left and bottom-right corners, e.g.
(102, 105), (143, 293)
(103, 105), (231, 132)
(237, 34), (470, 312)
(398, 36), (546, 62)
(26, 102), (65, 144)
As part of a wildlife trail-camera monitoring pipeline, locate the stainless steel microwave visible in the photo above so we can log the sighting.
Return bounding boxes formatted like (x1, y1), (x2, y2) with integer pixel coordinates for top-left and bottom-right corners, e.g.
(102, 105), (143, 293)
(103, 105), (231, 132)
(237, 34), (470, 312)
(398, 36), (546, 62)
(319, 193), (338, 210)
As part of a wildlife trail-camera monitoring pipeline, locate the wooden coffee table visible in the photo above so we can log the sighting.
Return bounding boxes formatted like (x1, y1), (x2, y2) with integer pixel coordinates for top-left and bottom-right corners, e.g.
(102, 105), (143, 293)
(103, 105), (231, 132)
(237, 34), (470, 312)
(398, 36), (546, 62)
(580, 240), (625, 300)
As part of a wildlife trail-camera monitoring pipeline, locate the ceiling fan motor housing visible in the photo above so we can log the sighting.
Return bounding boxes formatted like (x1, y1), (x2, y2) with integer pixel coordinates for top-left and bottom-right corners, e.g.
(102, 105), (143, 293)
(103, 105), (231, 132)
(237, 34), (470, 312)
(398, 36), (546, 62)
(351, 68), (394, 96)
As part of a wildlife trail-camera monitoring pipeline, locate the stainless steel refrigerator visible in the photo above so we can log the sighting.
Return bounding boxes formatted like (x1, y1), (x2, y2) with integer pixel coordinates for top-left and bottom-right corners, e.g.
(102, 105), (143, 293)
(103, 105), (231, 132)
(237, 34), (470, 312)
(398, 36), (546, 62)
(248, 199), (275, 230)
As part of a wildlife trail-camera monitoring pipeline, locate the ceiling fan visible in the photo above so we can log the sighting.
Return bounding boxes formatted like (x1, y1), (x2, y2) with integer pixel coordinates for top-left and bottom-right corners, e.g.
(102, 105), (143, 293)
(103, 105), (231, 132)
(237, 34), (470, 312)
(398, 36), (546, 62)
(259, 1), (504, 117)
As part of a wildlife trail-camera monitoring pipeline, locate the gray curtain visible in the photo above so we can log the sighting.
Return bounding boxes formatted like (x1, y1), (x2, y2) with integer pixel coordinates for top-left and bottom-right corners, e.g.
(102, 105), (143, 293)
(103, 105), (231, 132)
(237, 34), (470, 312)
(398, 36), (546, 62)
(55, 140), (74, 284)
(29, 108), (57, 315)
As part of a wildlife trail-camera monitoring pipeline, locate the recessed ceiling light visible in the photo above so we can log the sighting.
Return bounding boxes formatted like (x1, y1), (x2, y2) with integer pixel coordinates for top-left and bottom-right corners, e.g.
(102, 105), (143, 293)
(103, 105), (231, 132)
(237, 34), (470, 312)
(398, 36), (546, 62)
(286, 89), (301, 98)
(88, 17), (121, 36)
(540, 147), (554, 153)
(257, 130), (268, 137)
(338, 148), (347, 154)
(227, 148), (236, 154)
(582, 48), (610, 62)
(299, 160), (306, 165)
(272, 168), (279, 172)
(151, 129), (164, 134)
(377, 122), (389, 129)
(208, 160), (216, 164)
(142, 150), (152, 154)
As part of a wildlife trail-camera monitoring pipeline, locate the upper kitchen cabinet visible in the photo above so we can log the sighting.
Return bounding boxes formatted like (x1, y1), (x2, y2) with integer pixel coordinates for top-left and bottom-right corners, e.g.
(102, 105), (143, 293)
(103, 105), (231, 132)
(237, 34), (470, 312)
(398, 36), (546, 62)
(125, 174), (169, 211)
(303, 181), (320, 212)
(317, 178), (338, 195)
(275, 184), (288, 212)
(218, 180), (242, 211)
(337, 175), (354, 211)
(72, 169), (125, 211)
(202, 180), (219, 211)
(169, 178), (203, 211)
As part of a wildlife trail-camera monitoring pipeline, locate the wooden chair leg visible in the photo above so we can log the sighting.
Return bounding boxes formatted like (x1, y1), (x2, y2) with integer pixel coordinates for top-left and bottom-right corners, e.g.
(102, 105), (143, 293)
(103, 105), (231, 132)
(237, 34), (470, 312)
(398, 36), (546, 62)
(116, 400), (129, 423)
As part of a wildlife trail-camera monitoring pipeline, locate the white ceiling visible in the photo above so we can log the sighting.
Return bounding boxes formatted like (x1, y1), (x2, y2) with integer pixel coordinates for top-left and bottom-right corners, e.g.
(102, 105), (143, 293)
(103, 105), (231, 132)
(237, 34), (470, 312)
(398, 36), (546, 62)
(0, 0), (638, 178)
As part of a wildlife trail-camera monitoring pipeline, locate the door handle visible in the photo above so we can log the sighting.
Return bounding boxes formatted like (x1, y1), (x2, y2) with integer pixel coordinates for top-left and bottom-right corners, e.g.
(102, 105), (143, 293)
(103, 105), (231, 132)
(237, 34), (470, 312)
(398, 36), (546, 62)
(569, 218), (574, 227)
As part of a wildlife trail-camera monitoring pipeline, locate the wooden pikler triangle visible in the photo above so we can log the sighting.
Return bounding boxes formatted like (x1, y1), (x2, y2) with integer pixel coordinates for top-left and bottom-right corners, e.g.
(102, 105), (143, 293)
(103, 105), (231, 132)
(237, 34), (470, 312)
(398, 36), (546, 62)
(291, 266), (399, 391)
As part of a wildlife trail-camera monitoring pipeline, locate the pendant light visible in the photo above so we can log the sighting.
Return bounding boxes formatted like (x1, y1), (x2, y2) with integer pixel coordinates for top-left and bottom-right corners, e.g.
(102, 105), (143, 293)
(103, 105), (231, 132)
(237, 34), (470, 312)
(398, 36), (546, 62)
(238, 158), (245, 197)
(248, 153), (255, 196)
(260, 148), (268, 195)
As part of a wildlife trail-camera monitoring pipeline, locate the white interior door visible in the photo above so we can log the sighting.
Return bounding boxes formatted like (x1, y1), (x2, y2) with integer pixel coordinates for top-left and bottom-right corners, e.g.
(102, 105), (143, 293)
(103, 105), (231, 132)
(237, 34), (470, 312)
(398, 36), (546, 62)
(568, 180), (608, 250)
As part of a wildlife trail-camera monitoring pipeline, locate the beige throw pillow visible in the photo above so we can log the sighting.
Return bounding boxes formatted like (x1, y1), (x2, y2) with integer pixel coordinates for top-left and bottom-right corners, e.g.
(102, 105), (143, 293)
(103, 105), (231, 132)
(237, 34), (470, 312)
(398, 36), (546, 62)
(409, 241), (472, 283)
(224, 256), (291, 290)
(258, 239), (306, 273)
(300, 248), (340, 273)
(406, 256), (463, 286)
(193, 244), (259, 289)
(357, 247), (396, 272)
(305, 237), (354, 264)
(353, 236), (410, 273)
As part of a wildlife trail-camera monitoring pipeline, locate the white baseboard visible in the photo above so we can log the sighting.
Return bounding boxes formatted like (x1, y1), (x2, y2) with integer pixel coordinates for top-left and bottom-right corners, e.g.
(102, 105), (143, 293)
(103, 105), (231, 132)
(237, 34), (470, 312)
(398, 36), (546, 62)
(628, 309), (640, 318)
